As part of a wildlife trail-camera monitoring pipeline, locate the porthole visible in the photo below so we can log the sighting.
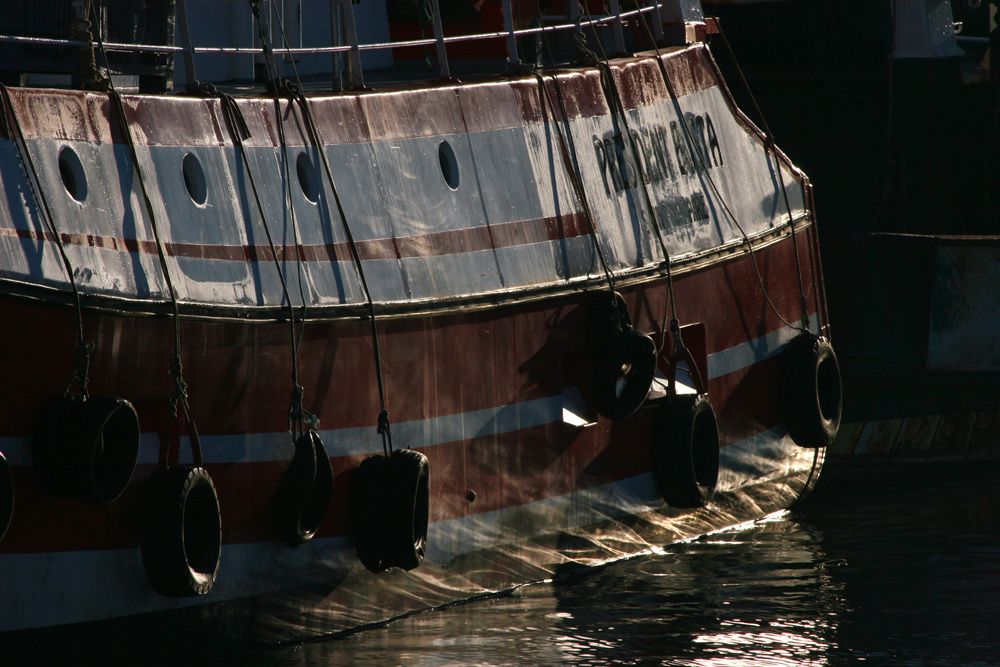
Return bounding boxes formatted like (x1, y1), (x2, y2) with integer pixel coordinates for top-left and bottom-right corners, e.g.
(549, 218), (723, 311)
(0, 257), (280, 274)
(58, 146), (87, 203)
(182, 152), (208, 206)
(296, 152), (319, 204)
(438, 141), (459, 190)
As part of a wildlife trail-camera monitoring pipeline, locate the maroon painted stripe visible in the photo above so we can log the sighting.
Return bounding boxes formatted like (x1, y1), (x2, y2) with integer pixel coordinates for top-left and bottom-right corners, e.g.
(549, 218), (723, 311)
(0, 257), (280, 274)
(0, 211), (589, 263)
(0, 229), (822, 554)
(0, 229), (819, 435)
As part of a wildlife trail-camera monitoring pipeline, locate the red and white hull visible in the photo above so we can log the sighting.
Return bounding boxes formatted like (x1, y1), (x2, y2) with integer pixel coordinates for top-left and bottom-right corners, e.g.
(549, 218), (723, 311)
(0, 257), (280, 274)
(0, 43), (830, 650)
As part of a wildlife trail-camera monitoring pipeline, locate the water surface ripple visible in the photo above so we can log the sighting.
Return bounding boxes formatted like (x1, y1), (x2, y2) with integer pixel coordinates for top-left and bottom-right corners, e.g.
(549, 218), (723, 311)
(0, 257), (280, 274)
(233, 463), (1000, 666)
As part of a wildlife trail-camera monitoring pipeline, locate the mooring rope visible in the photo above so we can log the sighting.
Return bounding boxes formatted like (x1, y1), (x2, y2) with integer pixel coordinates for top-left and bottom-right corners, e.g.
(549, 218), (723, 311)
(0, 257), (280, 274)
(632, 10), (812, 337)
(0, 84), (93, 400)
(92, 0), (203, 467)
(577, 9), (704, 394)
(253, 0), (395, 457)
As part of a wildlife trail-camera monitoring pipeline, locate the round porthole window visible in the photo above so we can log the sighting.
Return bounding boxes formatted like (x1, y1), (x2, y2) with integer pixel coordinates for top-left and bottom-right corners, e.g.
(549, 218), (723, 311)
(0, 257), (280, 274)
(438, 141), (459, 190)
(182, 152), (208, 206)
(296, 152), (319, 204)
(58, 146), (88, 203)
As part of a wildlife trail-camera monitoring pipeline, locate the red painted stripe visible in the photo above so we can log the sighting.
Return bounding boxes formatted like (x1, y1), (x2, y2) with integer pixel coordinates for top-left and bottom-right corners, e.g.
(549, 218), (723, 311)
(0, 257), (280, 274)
(0, 228), (822, 555)
(0, 211), (590, 263)
(0, 228), (819, 437)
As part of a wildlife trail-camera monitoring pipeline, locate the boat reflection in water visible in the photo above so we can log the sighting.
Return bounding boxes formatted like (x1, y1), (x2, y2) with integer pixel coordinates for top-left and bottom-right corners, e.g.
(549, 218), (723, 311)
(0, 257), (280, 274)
(263, 464), (1000, 666)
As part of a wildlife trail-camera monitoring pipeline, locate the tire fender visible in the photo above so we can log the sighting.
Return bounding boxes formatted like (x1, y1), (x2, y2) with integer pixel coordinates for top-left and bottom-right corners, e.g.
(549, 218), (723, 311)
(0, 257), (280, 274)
(275, 430), (334, 548)
(781, 334), (843, 448)
(350, 449), (430, 573)
(140, 466), (222, 597)
(652, 394), (721, 509)
(33, 395), (140, 504)
(592, 329), (657, 421)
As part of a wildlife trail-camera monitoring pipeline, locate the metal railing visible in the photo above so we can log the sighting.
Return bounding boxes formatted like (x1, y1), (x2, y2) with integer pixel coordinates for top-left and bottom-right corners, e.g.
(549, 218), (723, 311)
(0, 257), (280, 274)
(0, 0), (676, 88)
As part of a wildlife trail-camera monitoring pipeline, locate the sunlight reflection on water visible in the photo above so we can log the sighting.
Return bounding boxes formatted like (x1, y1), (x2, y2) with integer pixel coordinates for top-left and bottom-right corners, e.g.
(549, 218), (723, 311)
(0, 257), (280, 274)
(234, 463), (1000, 666)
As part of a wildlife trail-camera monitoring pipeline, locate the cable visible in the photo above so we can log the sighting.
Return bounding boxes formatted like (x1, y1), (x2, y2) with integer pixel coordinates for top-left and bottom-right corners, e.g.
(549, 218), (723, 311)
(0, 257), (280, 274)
(92, 0), (203, 466)
(249, 0), (317, 440)
(578, 6), (704, 392)
(258, 0), (396, 456)
(714, 21), (810, 325)
(0, 84), (93, 399)
(537, 73), (618, 297)
(632, 9), (811, 337)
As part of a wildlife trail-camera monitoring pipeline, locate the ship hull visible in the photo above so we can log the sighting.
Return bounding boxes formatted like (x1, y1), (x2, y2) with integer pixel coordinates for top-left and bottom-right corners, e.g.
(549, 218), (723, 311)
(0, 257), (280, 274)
(0, 226), (824, 650)
(0, 40), (833, 651)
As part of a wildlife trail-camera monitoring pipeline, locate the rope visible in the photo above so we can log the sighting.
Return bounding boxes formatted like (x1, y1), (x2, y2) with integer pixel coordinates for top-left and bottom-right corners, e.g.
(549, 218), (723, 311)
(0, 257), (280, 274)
(714, 22), (810, 326)
(632, 10), (812, 337)
(0, 84), (93, 400)
(92, 0), (202, 468)
(249, 0), (318, 441)
(192, 81), (316, 442)
(253, 0), (395, 456)
(534, 73), (618, 302)
(577, 10), (704, 394)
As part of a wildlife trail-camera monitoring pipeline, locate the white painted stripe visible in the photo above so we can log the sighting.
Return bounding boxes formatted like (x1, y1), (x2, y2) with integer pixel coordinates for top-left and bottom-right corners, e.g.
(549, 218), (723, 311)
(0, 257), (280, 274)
(706, 315), (819, 380)
(0, 426), (813, 633)
(0, 393), (566, 467)
(0, 320), (818, 467)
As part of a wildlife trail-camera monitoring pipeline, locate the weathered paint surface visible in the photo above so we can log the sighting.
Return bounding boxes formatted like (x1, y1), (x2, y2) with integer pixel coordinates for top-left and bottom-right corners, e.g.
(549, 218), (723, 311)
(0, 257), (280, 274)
(0, 46), (805, 309)
(0, 45), (827, 642)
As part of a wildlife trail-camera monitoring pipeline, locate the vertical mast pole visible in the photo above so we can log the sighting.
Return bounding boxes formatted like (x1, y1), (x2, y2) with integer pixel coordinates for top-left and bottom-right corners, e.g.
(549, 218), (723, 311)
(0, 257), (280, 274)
(341, 0), (365, 88)
(430, 0), (451, 79)
(503, 0), (520, 69)
(176, 0), (198, 89)
(608, 0), (626, 55)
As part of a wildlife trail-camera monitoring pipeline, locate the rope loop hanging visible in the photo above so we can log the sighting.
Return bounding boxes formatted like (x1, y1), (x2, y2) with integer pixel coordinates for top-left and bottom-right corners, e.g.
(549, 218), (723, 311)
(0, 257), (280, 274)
(534, 72), (617, 301)
(191, 54), (312, 445)
(631, 10), (812, 337)
(91, 0), (206, 462)
(714, 22), (811, 327)
(575, 18), (689, 369)
(0, 83), (94, 400)
(248, 0), (326, 445)
(251, 0), (396, 451)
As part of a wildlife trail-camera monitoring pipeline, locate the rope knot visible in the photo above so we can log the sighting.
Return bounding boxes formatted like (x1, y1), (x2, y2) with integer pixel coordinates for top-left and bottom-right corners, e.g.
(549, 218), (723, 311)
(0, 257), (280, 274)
(288, 383), (305, 421)
(377, 409), (391, 436)
(168, 352), (189, 417)
(65, 339), (95, 400)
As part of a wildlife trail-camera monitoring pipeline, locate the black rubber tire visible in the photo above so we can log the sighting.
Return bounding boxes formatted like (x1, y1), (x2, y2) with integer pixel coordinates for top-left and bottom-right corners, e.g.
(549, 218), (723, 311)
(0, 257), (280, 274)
(32, 395), (139, 504)
(587, 291), (631, 343)
(141, 466), (222, 597)
(592, 329), (657, 420)
(275, 431), (334, 548)
(781, 334), (843, 448)
(32, 395), (84, 498)
(0, 451), (13, 544)
(384, 449), (430, 571)
(652, 394), (721, 509)
(83, 396), (140, 503)
(350, 454), (390, 573)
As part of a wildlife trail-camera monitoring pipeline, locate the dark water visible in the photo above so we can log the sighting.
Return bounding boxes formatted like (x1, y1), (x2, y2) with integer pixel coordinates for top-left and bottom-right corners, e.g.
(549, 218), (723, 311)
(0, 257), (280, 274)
(232, 462), (1000, 666)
